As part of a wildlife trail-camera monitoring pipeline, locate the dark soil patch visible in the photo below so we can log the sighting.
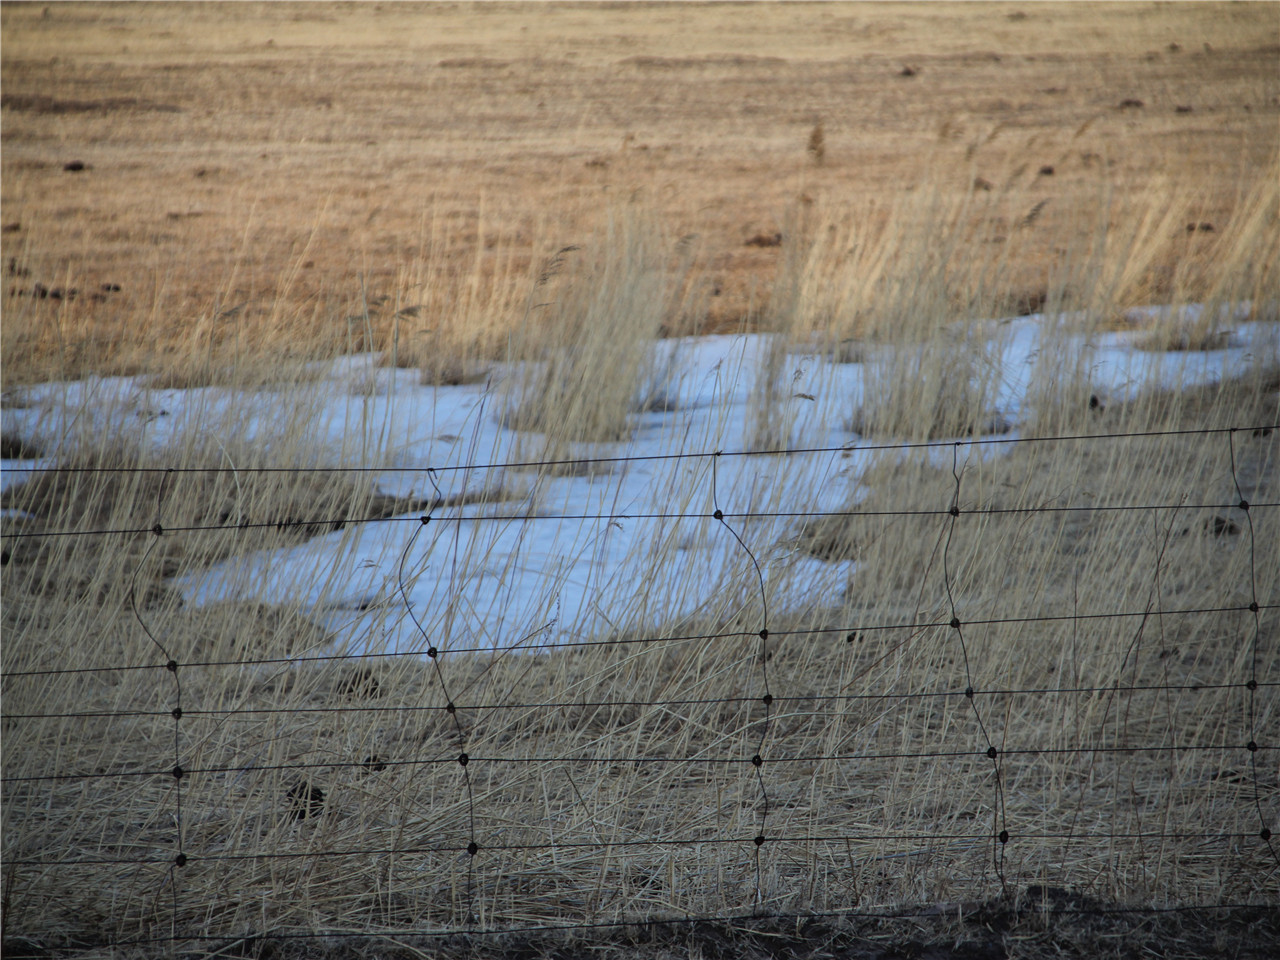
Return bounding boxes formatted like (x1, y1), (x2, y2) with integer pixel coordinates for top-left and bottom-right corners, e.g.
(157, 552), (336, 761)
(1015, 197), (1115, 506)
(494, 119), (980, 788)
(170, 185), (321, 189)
(11, 902), (1274, 959)
(0, 94), (183, 114)
(0, 432), (43, 459)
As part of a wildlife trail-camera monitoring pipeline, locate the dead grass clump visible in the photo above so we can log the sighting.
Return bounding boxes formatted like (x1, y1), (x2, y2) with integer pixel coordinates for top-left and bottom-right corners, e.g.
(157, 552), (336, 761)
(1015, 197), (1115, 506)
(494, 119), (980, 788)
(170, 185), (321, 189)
(3, 448), (411, 549)
(1108, 362), (1280, 431)
(161, 602), (334, 663)
(806, 121), (826, 165)
(766, 188), (1020, 440)
(850, 337), (1010, 441)
(844, 306), (1012, 441)
(776, 166), (1276, 441)
(0, 431), (43, 459)
(1131, 173), (1280, 353)
(141, 356), (333, 391)
(0, 431), (441, 620)
(419, 357), (493, 387)
(770, 178), (1039, 349)
(807, 365), (1279, 688)
(381, 205), (551, 387)
(1126, 303), (1254, 355)
(799, 455), (951, 578)
(503, 212), (693, 449)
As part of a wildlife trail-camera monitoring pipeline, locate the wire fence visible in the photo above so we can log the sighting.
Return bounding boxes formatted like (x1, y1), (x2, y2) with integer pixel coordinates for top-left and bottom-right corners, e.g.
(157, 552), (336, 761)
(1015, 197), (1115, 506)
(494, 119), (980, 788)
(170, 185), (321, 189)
(2, 422), (1277, 953)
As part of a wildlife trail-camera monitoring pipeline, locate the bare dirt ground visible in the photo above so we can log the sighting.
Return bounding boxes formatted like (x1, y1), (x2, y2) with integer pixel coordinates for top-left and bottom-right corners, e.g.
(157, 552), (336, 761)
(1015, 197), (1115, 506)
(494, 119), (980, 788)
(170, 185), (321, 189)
(2, 2), (1278, 380)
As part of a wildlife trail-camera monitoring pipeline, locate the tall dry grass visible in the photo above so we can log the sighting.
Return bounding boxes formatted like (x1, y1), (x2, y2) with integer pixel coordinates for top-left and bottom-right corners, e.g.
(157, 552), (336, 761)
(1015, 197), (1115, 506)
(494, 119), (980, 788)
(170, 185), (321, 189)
(6, 2), (1276, 385)
(501, 210), (700, 461)
(2, 164), (1278, 957)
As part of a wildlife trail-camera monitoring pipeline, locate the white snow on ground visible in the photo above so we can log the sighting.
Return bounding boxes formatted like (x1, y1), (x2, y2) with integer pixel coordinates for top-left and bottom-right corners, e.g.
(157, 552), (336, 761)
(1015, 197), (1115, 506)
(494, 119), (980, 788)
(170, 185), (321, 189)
(2, 313), (1275, 655)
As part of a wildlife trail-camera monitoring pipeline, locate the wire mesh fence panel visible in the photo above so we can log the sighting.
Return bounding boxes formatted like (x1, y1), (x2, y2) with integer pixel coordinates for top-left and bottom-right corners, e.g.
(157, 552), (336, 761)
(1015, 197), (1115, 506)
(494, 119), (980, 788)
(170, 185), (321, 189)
(2, 422), (1277, 954)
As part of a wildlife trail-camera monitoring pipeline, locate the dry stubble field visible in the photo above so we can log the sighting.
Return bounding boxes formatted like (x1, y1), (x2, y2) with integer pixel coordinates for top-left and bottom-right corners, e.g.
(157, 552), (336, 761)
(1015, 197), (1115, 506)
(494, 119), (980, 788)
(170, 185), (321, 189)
(2, 1), (1278, 380)
(2, 4), (1280, 959)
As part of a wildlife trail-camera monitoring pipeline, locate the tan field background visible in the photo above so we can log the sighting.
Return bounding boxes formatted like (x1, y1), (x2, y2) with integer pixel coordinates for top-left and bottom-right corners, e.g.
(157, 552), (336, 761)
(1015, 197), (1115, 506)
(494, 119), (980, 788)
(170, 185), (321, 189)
(2, 1), (1278, 381)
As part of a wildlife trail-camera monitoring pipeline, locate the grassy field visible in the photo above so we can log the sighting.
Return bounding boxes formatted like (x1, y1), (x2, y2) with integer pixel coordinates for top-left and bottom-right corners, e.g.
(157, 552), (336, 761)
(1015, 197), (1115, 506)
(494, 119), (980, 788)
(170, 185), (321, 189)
(3, 3), (1280, 958)
(3, 1), (1278, 381)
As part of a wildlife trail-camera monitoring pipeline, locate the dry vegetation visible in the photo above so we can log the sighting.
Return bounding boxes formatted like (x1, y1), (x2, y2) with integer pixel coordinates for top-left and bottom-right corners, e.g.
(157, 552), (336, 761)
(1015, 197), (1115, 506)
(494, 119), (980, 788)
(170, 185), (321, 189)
(3, 363), (1278, 958)
(2, 1), (1279, 382)
(3, 3), (1280, 958)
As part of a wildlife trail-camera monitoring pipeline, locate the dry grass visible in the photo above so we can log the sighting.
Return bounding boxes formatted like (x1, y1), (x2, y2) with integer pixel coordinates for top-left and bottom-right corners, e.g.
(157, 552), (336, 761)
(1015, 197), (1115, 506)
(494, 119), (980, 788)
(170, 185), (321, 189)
(3, 362), (1277, 954)
(501, 211), (694, 458)
(3, 2), (1278, 383)
(3, 4), (1280, 957)
(0, 437), (425, 653)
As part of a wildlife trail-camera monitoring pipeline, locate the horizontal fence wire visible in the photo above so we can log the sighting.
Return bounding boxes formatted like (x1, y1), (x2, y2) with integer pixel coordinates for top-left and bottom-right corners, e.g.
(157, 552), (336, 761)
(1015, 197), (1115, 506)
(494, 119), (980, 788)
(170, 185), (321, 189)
(8, 830), (1269, 870)
(2, 422), (1273, 477)
(5, 680), (1275, 721)
(2, 421), (1276, 950)
(2, 603), (1275, 678)
(3, 500), (1278, 542)
(5, 740), (1271, 786)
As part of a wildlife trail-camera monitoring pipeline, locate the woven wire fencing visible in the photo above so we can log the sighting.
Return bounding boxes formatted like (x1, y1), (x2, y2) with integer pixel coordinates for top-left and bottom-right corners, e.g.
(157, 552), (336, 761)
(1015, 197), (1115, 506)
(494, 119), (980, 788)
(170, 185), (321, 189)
(2, 422), (1277, 954)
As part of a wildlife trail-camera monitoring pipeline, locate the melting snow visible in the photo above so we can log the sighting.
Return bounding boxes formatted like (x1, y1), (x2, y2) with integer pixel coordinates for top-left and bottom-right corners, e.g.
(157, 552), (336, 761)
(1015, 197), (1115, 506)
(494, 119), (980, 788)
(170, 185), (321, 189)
(2, 314), (1274, 655)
